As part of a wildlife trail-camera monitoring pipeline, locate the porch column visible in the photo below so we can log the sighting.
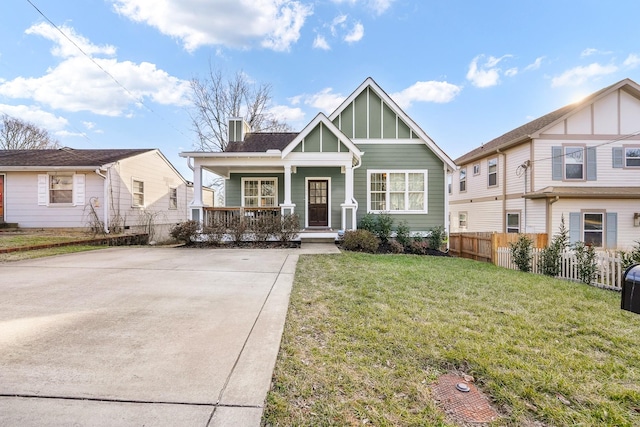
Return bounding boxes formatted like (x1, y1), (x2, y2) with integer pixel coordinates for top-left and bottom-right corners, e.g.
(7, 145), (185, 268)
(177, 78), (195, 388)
(340, 163), (357, 231)
(280, 164), (296, 215)
(190, 161), (204, 222)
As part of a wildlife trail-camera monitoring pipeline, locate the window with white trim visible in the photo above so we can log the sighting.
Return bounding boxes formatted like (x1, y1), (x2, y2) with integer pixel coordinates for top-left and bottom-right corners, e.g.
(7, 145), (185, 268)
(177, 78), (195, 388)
(473, 163), (480, 175)
(459, 168), (466, 192)
(368, 170), (427, 213)
(564, 146), (584, 180)
(583, 212), (603, 247)
(132, 179), (144, 207)
(242, 178), (277, 207)
(459, 212), (468, 229)
(169, 187), (177, 209)
(506, 212), (520, 233)
(626, 147), (640, 167)
(447, 175), (452, 194)
(488, 158), (498, 187)
(49, 174), (73, 204)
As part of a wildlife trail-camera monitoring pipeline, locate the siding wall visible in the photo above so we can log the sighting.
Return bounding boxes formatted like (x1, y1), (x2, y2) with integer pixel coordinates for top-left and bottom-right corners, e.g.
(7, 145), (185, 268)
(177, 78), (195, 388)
(355, 143), (445, 231)
(292, 167), (344, 229)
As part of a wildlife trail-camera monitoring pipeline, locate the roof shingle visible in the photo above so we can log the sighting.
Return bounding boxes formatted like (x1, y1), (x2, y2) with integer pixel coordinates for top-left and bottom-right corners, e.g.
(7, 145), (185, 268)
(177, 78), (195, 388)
(224, 133), (298, 153)
(0, 148), (154, 167)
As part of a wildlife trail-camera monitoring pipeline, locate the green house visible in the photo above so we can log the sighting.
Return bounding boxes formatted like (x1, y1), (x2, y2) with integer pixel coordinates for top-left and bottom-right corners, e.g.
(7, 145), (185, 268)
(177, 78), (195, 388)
(181, 77), (456, 239)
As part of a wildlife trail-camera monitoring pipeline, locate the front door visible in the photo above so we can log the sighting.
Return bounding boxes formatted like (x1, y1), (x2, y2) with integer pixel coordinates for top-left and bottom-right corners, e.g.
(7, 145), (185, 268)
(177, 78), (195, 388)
(308, 180), (328, 227)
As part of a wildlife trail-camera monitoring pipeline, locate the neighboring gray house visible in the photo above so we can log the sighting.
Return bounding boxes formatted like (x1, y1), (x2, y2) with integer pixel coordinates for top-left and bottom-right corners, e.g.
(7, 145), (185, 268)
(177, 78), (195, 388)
(0, 148), (211, 240)
(180, 77), (456, 239)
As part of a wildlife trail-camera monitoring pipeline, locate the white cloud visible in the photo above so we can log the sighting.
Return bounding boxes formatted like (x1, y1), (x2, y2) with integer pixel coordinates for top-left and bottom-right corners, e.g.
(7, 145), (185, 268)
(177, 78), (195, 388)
(391, 81), (462, 108)
(0, 23), (190, 116)
(330, 0), (396, 15)
(26, 23), (116, 59)
(523, 56), (544, 71)
(344, 22), (364, 43)
(0, 104), (68, 131)
(313, 35), (331, 50)
(82, 121), (96, 130)
(551, 63), (618, 87)
(112, 0), (312, 52)
(268, 104), (305, 124)
(623, 53), (640, 69)
(466, 54), (512, 88)
(581, 48), (613, 57)
(505, 67), (518, 77)
(303, 87), (346, 113)
(330, 15), (348, 36)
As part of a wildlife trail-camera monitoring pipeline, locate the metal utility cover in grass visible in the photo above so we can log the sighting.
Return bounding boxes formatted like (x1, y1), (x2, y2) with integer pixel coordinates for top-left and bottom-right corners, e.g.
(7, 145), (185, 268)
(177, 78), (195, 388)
(433, 373), (499, 424)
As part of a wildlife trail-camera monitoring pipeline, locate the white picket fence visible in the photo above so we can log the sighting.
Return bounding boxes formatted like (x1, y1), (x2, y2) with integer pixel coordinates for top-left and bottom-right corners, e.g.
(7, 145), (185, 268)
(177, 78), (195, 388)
(495, 247), (623, 290)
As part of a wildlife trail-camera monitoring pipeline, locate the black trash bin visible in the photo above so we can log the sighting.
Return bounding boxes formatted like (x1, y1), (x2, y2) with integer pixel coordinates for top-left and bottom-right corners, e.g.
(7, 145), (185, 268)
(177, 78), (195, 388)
(621, 264), (640, 314)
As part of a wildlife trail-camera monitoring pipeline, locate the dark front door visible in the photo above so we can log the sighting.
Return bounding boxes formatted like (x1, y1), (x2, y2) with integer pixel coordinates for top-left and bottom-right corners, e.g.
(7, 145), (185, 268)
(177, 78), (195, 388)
(308, 180), (328, 227)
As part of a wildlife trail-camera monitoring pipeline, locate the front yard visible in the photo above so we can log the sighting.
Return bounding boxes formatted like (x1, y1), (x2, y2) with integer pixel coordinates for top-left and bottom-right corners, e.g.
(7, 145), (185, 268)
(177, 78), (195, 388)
(263, 253), (640, 426)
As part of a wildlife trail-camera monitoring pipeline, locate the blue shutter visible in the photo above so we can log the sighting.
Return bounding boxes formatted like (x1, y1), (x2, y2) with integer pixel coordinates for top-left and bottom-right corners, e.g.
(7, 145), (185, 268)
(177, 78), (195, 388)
(612, 147), (624, 168)
(606, 212), (618, 249)
(586, 147), (597, 181)
(552, 146), (563, 180)
(569, 212), (581, 245)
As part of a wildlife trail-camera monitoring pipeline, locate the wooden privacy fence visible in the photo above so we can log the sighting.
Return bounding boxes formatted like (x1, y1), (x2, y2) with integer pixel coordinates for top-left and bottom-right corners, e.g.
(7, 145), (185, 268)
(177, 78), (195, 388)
(495, 247), (623, 290)
(449, 232), (548, 263)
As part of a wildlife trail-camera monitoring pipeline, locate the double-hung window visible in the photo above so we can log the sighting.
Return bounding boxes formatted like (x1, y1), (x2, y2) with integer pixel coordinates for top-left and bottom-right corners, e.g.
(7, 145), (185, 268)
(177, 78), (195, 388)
(506, 212), (520, 233)
(564, 146), (584, 180)
(583, 212), (603, 247)
(459, 168), (467, 192)
(49, 174), (73, 204)
(625, 147), (640, 167)
(459, 212), (468, 230)
(132, 179), (144, 207)
(242, 178), (277, 207)
(488, 158), (498, 187)
(368, 170), (427, 213)
(169, 187), (178, 209)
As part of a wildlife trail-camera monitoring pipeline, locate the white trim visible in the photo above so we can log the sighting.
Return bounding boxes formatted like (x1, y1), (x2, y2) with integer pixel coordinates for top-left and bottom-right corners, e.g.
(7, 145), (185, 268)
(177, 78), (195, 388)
(131, 177), (145, 208)
(366, 169), (429, 214)
(241, 177), (279, 208)
(305, 177), (331, 228)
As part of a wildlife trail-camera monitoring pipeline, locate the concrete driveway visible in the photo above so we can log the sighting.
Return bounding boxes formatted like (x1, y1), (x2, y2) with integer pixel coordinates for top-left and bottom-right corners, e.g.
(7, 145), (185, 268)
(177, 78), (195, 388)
(0, 245), (338, 426)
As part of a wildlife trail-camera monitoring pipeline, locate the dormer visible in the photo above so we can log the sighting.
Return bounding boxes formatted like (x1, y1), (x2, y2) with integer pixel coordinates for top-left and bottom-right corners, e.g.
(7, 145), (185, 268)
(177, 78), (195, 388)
(228, 117), (251, 142)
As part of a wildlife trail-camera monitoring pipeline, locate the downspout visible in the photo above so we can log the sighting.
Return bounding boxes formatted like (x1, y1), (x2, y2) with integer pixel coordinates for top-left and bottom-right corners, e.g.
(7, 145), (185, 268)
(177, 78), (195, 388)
(444, 163), (450, 251)
(351, 155), (363, 228)
(94, 166), (111, 234)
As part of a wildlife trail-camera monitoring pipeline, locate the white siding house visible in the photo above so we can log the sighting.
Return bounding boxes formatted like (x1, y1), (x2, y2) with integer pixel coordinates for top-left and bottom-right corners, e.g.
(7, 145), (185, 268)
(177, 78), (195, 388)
(0, 148), (206, 241)
(450, 78), (640, 250)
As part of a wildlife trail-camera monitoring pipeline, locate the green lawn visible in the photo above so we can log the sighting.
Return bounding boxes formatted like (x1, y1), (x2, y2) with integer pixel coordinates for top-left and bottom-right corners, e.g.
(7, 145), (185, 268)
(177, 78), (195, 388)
(263, 253), (640, 426)
(0, 234), (92, 249)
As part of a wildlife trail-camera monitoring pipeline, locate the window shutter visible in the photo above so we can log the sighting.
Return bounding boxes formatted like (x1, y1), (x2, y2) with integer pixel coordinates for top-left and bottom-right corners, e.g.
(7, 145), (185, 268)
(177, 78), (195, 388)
(612, 147), (624, 168)
(569, 212), (581, 245)
(606, 212), (617, 249)
(37, 174), (48, 206)
(586, 147), (597, 181)
(552, 146), (563, 180)
(73, 174), (85, 206)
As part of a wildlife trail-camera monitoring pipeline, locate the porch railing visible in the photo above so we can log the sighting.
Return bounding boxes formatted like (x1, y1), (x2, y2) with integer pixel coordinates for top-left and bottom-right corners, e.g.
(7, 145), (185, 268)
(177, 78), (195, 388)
(203, 207), (280, 229)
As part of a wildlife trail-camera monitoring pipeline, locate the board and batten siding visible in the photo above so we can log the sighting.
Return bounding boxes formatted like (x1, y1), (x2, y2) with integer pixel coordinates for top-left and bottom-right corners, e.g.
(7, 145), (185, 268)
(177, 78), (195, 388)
(354, 143), (445, 231)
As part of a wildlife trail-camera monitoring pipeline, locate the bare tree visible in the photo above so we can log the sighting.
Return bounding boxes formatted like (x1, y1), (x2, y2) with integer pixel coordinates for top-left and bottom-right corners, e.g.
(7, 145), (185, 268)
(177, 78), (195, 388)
(189, 65), (291, 152)
(0, 115), (60, 149)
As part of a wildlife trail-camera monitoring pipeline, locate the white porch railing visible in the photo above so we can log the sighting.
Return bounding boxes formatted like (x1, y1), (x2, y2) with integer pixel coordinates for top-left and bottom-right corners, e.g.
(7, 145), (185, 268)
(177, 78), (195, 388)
(495, 247), (624, 290)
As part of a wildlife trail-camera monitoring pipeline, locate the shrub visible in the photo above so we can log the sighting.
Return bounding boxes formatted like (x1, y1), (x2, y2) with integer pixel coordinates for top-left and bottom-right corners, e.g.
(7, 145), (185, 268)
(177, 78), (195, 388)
(388, 239), (405, 254)
(427, 226), (446, 251)
(170, 220), (200, 245)
(395, 220), (411, 247)
(619, 240), (640, 269)
(574, 241), (598, 284)
(275, 214), (300, 242)
(510, 234), (533, 272)
(252, 212), (280, 242)
(538, 215), (570, 276)
(342, 229), (379, 253)
(358, 213), (376, 233)
(409, 240), (429, 255)
(375, 213), (394, 244)
(228, 215), (247, 242)
(202, 219), (226, 245)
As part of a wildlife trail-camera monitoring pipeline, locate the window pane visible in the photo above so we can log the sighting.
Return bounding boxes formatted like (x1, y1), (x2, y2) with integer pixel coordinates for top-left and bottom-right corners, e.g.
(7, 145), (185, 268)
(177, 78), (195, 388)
(370, 173), (386, 191)
(584, 213), (603, 231)
(626, 148), (640, 167)
(245, 196), (258, 207)
(390, 192), (404, 210)
(565, 147), (584, 179)
(408, 192), (423, 210)
(390, 173), (405, 191)
(133, 193), (144, 206)
(488, 173), (497, 186)
(408, 173), (424, 191)
(370, 193), (386, 211)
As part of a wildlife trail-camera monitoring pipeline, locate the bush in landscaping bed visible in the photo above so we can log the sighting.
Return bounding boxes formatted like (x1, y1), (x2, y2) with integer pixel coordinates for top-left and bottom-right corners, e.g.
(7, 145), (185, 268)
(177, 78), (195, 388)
(170, 220), (199, 245)
(342, 229), (379, 253)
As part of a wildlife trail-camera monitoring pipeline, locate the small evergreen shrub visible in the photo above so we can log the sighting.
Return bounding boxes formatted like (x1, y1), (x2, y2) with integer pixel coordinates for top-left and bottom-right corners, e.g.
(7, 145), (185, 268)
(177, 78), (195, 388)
(170, 220), (200, 245)
(358, 213), (376, 233)
(619, 240), (640, 269)
(510, 234), (533, 272)
(427, 226), (445, 251)
(395, 220), (411, 247)
(342, 229), (379, 253)
(375, 213), (394, 244)
(574, 241), (598, 284)
(538, 215), (570, 276)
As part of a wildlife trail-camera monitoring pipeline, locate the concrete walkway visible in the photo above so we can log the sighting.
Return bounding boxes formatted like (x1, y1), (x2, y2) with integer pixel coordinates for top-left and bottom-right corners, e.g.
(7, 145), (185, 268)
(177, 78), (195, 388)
(0, 244), (340, 426)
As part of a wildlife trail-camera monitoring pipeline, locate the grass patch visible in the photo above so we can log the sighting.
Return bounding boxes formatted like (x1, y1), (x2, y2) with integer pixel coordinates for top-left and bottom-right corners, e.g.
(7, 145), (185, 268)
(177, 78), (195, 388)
(0, 245), (106, 262)
(263, 253), (640, 426)
(0, 234), (93, 249)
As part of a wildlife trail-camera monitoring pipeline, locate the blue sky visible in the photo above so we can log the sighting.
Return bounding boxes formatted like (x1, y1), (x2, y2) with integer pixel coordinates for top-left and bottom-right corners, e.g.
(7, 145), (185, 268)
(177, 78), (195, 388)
(2, 0), (640, 178)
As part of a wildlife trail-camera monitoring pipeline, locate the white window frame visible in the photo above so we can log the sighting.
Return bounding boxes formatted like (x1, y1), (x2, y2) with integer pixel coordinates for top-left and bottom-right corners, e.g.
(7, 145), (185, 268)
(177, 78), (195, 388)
(366, 170), (428, 214)
(459, 212), (468, 230)
(49, 173), (74, 205)
(241, 177), (278, 208)
(583, 211), (604, 247)
(506, 212), (520, 233)
(168, 187), (178, 210)
(564, 145), (585, 180)
(459, 168), (467, 193)
(132, 178), (145, 207)
(473, 163), (480, 176)
(625, 146), (640, 168)
(488, 158), (498, 187)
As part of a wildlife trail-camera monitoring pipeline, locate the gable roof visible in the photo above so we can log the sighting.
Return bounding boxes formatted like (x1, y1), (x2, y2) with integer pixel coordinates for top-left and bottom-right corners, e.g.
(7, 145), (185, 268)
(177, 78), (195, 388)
(455, 78), (640, 165)
(328, 77), (457, 171)
(225, 133), (298, 152)
(0, 148), (155, 167)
